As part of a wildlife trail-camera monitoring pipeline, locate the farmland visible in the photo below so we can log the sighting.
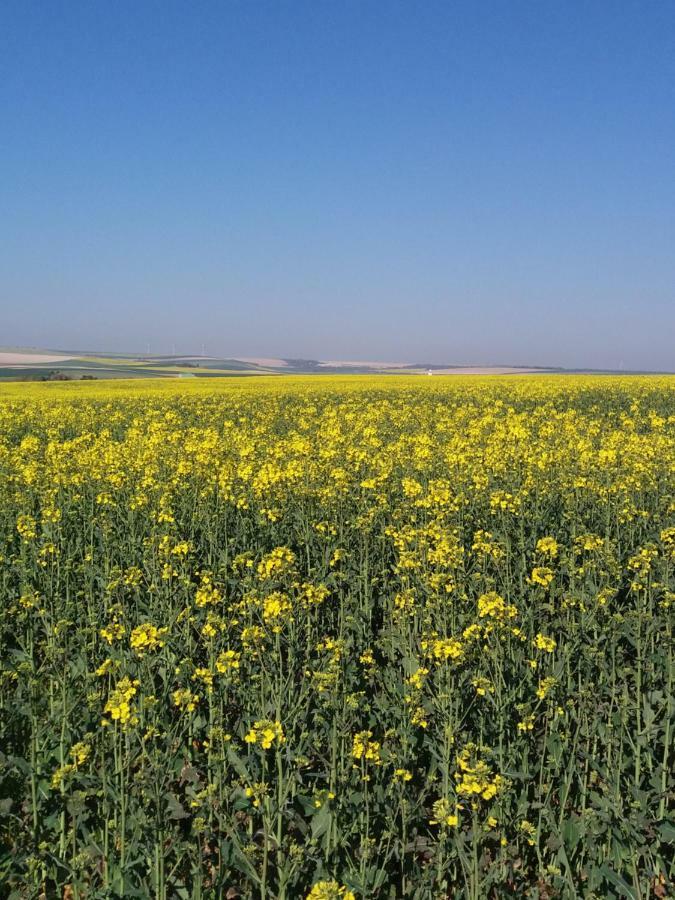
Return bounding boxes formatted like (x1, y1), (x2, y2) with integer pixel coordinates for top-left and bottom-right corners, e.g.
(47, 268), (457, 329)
(0, 349), (576, 382)
(0, 375), (673, 898)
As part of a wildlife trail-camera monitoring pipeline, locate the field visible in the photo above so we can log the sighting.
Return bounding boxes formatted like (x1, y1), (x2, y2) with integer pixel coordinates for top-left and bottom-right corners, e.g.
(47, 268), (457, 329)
(0, 375), (673, 899)
(0, 349), (565, 382)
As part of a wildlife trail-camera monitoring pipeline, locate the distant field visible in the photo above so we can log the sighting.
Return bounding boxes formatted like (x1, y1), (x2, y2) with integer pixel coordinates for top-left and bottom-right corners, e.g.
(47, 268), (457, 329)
(1, 349), (671, 382)
(0, 351), (277, 381)
(0, 352), (75, 365)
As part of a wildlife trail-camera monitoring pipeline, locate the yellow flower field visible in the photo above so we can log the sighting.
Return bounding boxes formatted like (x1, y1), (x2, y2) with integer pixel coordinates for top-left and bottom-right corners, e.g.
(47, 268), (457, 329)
(0, 375), (673, 898)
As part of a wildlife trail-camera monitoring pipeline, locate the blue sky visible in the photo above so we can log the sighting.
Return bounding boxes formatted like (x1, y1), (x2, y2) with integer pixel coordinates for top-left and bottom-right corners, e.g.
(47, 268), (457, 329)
(2, 0), (674, 369)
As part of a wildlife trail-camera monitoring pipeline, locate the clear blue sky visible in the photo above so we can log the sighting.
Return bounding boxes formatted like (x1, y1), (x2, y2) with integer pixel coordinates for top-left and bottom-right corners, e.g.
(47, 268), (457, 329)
(2, 1), (674, 369)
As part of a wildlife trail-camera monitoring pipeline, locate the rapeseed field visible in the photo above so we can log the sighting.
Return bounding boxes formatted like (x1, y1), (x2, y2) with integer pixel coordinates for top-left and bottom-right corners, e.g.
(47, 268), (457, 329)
(0, 375), (673, 898)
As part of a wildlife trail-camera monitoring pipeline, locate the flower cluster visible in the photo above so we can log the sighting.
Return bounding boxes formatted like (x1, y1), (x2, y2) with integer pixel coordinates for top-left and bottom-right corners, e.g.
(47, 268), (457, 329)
(244, 719), (285, 750)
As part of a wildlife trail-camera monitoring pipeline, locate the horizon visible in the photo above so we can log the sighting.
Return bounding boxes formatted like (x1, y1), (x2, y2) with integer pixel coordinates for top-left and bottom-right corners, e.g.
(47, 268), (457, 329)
(2, 1), (675, 370)
(1, 345), (674, 377)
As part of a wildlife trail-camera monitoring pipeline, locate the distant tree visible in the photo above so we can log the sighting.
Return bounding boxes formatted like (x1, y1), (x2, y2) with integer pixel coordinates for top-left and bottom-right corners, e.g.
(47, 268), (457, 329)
(38, 370), (72, 381)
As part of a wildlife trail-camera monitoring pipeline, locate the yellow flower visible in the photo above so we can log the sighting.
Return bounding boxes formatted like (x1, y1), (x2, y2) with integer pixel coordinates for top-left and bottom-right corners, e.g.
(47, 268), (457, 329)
(455, 745), (505, 801)
(425, 637), (464, 662)
(489, 490), (521, 514)
(95, 658), (114, 677)
(406, 667), (429, 690)
(529, 567), (554, 587)
(70, 741), (91, 767)
(172, 688), (199, 712)
(430, 798), (459, 828)
(533, 633), (557, 653)
(477, 592), (518, 622)
(215, 649), (241, 674)
(576, 533), (604, 552)
(329, 549), (344, 567)
(536, 676), (556, 700)
(244, 719), (285, 750)
(103, 677), (140, 728)
(16, 514), (37, 541)
(192, 667), (214, 691)
(410, 706), (429, 729)
(194, 575), (222, 608)
(520, 819), (536, 845)
(18, 590), (39, 610)
(241, 625), (265, 650)
(257, 546), (295, 580)
(51, 763), (75, 790)
(300, 582), (330, 607)
(535, 536), (558, 558)
(518, 714), (535, 732)
(351, 730), (381, 765)
(100, 621), (125, 644)
(661, 526), (675, 555)
(471, 676), (493, 696)
(306, 881), (355, 900)
(262, 591), (293, 627)
(129, 622), (168, 655)
(244, 782), (269, 809)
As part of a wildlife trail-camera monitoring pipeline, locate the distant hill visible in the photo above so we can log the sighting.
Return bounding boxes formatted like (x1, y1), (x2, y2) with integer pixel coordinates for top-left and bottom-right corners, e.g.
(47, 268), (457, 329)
(0, 348), (670, 381)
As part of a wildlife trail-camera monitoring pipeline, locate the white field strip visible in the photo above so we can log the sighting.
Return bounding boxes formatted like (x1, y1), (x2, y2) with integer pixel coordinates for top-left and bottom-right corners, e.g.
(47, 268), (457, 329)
(0, 352), (75, 366)
(235, 357), (290, 367)
(425, 367), (545, 375)
(319, 360), (411, 368)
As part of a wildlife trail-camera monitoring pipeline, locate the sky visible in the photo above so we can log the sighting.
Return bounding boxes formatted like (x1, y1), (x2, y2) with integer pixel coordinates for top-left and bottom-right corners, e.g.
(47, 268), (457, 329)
(2, 1), (674, 370)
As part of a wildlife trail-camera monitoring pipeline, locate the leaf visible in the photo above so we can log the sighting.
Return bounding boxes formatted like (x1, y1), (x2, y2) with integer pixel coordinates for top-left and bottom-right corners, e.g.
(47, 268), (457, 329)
(562, 817), (584, 852)
(226, 746), (250, 781)
(311, 802), (331, 840)
(179, 764), (200, 785)
(599, 864), (637, 900)
(165, 792), (189, 820)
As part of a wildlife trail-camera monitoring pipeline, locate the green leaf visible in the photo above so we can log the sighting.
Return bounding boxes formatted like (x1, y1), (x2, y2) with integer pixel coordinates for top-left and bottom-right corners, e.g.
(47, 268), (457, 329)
(227, 746), (250, 781)
(165, 792), (189, 820)
(562, 817), (584, 852)
(599, 864), (637, 900)
(311, 801), (331, 840)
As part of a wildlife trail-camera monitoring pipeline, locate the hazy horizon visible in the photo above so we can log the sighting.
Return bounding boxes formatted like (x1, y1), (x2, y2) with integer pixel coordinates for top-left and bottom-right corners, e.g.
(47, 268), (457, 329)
(2, 1), (674, 371)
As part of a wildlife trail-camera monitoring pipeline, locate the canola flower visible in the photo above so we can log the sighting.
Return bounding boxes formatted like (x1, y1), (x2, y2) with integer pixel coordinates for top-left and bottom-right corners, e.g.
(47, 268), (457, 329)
(103, 677), (140, 727)
(173, 687), (199, 712)
(533, 633), (557, 653)
(351, 730), (382, 765)
(477, 591), (518, 621)
(529, 566), (555, 587)
(455, 744), (505, 801)
(129, 622), (168, 655)
(429, 798), (459, 828)
(215, 648), (240, 674)
(244, 719), (285, 750)
(0, 374), (673, 898)
(535, 536), (559, 558)
(306, 882), (356, 900)
(100, 621), (125, 644)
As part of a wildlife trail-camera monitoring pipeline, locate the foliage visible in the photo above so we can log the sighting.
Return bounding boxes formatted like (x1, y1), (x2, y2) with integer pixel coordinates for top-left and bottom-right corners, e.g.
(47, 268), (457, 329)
(0, 375), (673, 898)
